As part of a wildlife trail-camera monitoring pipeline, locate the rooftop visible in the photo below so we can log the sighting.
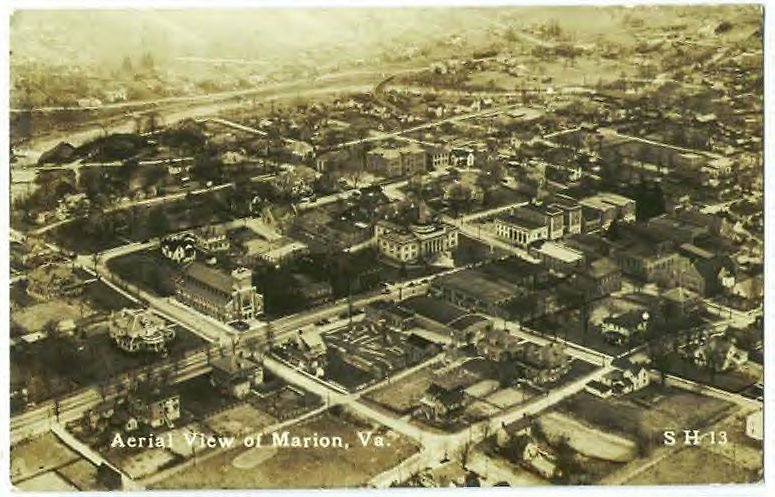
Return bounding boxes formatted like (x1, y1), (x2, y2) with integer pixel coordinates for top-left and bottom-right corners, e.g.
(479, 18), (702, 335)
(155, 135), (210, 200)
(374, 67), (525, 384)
(498, 213), (546, 231)
(211, 355), (259, 375)
(434, 269), (519, 304)
(400, 295), (469, 325)
(187, 262), (239, 292)
(533, 241), (584, 264)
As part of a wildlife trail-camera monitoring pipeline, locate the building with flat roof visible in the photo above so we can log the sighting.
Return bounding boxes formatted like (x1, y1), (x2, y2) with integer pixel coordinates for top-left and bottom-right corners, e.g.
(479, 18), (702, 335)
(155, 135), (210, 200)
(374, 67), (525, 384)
(494, 212), (549, 248)
(370, 296), (491, 344)
(529, 240), (585, 272)
(430, 268), (521, 317)
(549, 194), (583, 235)
(175, 263), (263, 322)
(494, 203), (564, 247)
(579, 192), (636, 230)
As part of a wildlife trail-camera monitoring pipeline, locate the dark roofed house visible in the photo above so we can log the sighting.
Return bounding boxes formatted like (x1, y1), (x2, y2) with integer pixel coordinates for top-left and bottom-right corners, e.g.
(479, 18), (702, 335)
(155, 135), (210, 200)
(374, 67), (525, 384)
(677, 252), (736, 297)
(405, 333), (442, 363)
(417, 368), (478, 420)
(291, 274), (333, 306)
(496, 416), (533, 447)
(366, 301), (415, 330)
(210, 355), (263, 399)
(601, 309), (650, 345)
(96, 463), (123, 490)
(513, 342), (571, 385)
(129, 390), (181, 429)
(38, 141), (77, 165)
(477, 329), (523, 361)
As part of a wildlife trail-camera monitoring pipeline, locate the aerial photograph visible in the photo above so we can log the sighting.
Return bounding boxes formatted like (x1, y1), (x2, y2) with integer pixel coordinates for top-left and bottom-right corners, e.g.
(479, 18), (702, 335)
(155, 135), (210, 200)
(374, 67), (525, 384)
(7, 4), (764, 491)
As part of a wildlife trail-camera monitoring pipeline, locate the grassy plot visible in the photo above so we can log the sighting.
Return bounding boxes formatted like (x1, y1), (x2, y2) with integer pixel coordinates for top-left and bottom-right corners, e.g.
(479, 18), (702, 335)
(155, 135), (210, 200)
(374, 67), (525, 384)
(154, 409), (419, 489)
(627, 446), (758, 485)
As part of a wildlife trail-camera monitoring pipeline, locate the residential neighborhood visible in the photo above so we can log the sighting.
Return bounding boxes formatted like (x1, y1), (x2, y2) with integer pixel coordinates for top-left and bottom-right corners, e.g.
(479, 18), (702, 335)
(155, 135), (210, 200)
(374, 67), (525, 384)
(8, 4), (764, 492)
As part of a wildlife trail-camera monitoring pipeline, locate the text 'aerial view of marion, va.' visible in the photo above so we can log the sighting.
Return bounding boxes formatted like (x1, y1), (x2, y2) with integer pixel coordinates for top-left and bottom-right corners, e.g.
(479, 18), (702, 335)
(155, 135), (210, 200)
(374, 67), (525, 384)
(8, 4), (764, 491)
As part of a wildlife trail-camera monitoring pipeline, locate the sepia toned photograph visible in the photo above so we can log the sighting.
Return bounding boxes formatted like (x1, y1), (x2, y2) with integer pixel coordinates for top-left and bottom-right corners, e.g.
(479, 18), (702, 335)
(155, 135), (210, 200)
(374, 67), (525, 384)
(6, 2), (765, 492)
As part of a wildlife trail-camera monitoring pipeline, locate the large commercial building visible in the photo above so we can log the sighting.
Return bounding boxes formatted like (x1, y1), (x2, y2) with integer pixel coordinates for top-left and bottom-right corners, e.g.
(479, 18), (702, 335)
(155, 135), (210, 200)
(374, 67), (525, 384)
(175, 263), (263, 322)
(494, 203), (565, 248)
(494, 213), (548, 248)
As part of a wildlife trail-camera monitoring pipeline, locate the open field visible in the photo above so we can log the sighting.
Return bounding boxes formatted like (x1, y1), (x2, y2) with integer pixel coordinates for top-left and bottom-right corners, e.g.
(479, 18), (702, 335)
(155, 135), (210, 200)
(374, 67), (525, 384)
(538, 411), (636, 462)
(153, 409), (419, 489)
(10, 433), (79, 484)
(365, 365), (435, 414)
(627, 446), (759, 485)
(12, 300), (87, 333)
(15, 471), (79, 492)
(56, 459), (104, 491)
(558, 385), (734, 440)
(205, 403), (277, 437)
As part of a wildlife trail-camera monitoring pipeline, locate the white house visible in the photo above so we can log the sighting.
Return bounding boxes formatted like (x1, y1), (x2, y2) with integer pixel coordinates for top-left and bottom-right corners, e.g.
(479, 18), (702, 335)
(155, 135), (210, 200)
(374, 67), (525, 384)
(745, 409), (763, 441)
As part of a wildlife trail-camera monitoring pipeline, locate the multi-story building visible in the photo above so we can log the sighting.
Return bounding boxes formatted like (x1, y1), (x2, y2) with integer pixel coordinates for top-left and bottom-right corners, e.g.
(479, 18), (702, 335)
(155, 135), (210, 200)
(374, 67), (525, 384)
(175, 263), (263, 322)
(427, 145), (451, 169)
(549, 194), (583, 235)
(108, 308), (175, 354)
(129, 391), (181, 429)
(613, 244), (689, 286)
(366, 144), (427, 177)
(494, 213), (548, 247)
(579, 192), (636, 230)
(494, 203), (566, 247)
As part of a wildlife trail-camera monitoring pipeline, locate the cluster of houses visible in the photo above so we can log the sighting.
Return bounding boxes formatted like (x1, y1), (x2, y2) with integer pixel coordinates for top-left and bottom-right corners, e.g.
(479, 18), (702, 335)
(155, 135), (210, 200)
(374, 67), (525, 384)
(585, 358), (651, 398)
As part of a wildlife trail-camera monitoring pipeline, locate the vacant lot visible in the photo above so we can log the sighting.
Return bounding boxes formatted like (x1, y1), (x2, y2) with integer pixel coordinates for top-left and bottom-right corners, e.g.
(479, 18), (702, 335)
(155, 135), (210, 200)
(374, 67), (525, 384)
(12, 300), (86, 333)
(154, 409), (419, 489)
(538, 411), (636, 462)
(558, 386), (733, 440)
(10, 433), (79, 484)
(627, 446), (758, 485)
(485, 386), (534, 408)
(57, 459), (103, 491)
(206, 403), (277, 437)
(365, 365), (435, 414)
(15, 471), (79, 492)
